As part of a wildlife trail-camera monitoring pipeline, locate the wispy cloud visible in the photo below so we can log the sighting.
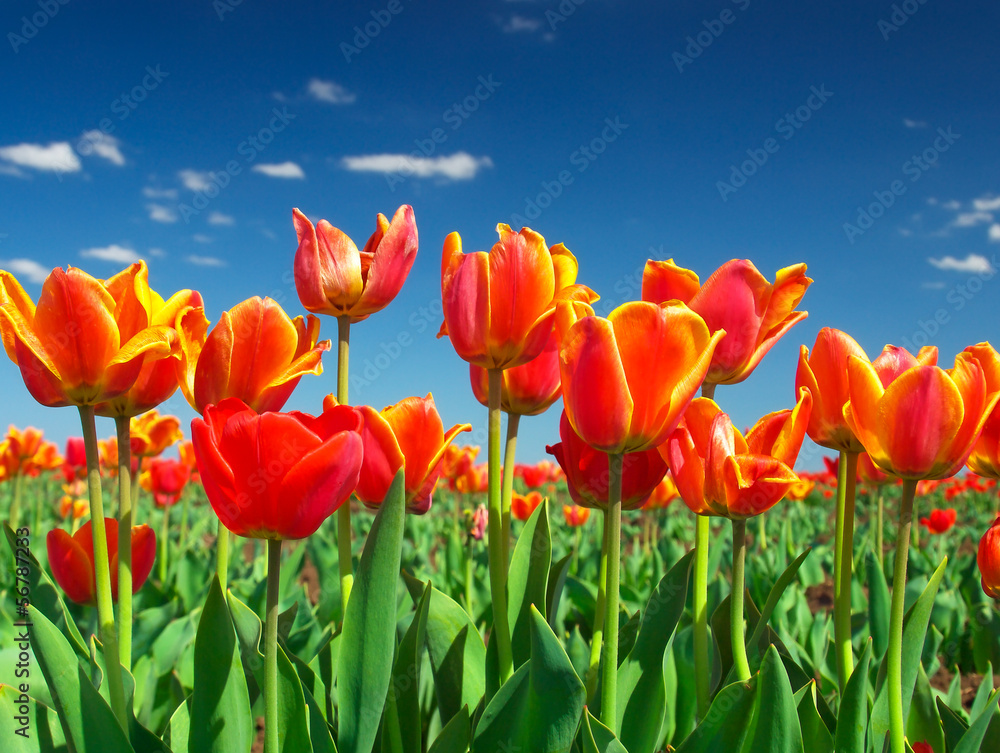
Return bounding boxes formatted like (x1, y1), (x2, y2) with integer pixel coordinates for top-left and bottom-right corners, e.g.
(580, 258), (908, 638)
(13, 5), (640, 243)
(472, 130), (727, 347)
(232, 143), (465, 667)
(502, 15), (542, 33)
(80, 244), (142, 264)
(0, 258), (50, 283)
(0, 141), (80, 173)
(903, 118), (927, 129)
(928, 253), (995, 274)
(252, 162), (305, 179)
(341, 152), (493, 181)
(306, 78), (356, 105)
(951, 211), (993, 228)
(178, 169), (213, 191)
(207, 211), (235, 226)
(192, 234), (212, 243)
(921, 281), (946, 289)
(989, 224), (1000, 242)
(143, 186), (178, 199)
(974, 195), (1000, 212)
(81, 131), (125, 166)
(186, 255), (227, 267)
(147, 203), (178, 223)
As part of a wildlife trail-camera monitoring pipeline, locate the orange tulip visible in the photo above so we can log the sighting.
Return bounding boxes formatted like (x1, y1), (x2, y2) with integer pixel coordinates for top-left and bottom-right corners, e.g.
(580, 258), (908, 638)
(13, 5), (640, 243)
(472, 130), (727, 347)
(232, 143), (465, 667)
(663, 389), (811, 519)
(966, 344), (1000, 479)
(438, 224), (593, 369)
(454, 463), (488, 494)
(469, 329), (563, 416)
(563, 505), (591, 526)
(556, 299), (725, 454)
(5, 425), (43, 460)
(843, 344), (1000, 479)
(0, 440), (16, 481)
(785, 478), (815, 502)
(293, 205), (418, 322)
(511, 490), (543, 521)
(349, 394), (471, 514)
(980, 515), (1000, 599)
(642, 258), (811, 385)
(858, 451), (892, 486)
(130, 410), (182, 458)
(644, 473), (679, 510)
(796, 328), (869, 452)
(47, 518), (156, 604)
(2, 426), (63, 476)
(177, 440), (200, 483)
(140, 458), (191, 508)
(0, 263), (175, 407)
(187, 296), (330, 414)
(59, 489), (89, 520)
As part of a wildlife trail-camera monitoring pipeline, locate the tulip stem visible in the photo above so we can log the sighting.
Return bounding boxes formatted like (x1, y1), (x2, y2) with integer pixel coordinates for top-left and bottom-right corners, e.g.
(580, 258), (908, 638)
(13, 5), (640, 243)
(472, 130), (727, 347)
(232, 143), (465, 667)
(9, 469), (23, 530)
(758, 513), (767, 552)
(693, 513), (710, 719)
(731, 518), (751, 682)
(158, 503), (170, 584)
(833, 450), (859, 691)
(888, 480), (916, 753)
(179, 491), (190, 553)
(337, 315), (354, 614)
(500, 412), (520, 564)
(487, 368), (514, 683)
(585, 512), (608, 702)
(265, 539), (282, 753)
(78, 405), (128, 730)
(216, 521), (229, 594)
(114, 416), (134, 674)
(465, 532), (475, 617)
(877, 489), (884, 569)
(600, 452), (623, 732)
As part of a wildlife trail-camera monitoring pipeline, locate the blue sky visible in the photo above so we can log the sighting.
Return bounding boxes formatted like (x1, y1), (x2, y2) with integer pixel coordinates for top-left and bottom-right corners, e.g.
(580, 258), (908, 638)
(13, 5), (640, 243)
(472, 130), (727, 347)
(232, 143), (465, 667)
(1, 0), (998, 469)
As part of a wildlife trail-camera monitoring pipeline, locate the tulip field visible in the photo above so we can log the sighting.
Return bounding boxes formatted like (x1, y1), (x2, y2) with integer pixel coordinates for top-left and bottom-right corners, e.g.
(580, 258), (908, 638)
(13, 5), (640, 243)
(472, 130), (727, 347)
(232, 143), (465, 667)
(2, 216), (1000, 753)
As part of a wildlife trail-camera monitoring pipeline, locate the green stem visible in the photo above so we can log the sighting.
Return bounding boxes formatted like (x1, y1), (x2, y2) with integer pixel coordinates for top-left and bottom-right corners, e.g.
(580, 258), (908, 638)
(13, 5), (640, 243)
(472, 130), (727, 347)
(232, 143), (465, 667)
(465, 533), (474, 617)
(877, 489), (884, 569)
(758, 513), (767, 552)
(833, 450), (859, 691)
(337, 315), (354, 614)
(9, 469), (23, 529)
(487, 368), (514, 683)
(33, 475), (46, 537)
(178, 491), (190, 553)
(888, 480), (916, 753)
(265, 539), (282, 753)
(217, 520), (229, 594)
(573, 526), (582, 576)
(731, 518), (751, 682)
(78, 405), (128, 730)
(500, 412), (520, 564)
(600, 452), (623, 731)
(585, 513), (608, 701)
(693, 514), (711, 718)
(158, 502), (170, 584)
(114, 416), (134, 674)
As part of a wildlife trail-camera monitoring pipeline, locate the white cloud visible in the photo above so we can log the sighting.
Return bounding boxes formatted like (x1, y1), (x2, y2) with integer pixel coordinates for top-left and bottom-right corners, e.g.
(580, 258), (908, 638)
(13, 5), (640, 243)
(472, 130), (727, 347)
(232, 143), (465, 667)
(146, 203), (178, 223)
(80, 244), (142, 264)
(143, 186), (178, 199)
(192, 234), (212, 244)
(951, 211), (993, 227)
(148, 248), (166, 258)
(974, 195), (1000, 212)
(503, 15), (542, 32)
(178, 169), (213, 191)
(307, 79), (356, 105)
(903, 118), (927, 129)
(207, 211), (235, 226)
(942, 200), (961, 210)
(0, 164), (25, 178)
(989, 224), (1000, 242)
(928, 254), (995, 274)
(186, 255), (227, 267)
(252, 162), (305, 179)
(0, 141), (80, 173)
(0, 258), (49, 283)
(921, 281), (946, 290)
(80, 131), (125, 166)
(897, 228), (913, 237)
(341, 151), (493, 181)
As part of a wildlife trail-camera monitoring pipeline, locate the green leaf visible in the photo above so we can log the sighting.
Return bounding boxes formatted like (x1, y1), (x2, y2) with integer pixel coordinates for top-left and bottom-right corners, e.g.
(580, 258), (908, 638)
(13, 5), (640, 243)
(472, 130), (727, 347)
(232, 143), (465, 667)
(795, 681), (833, 753)
(164, 697), (191, 753)
(906, 664), (944, 753)
(744, 548), (811, 662)
(546, 553), (573, 633)
(937, 697), (969, 750)
(870, 557), (947, 746)
(740, 645), (803, 753)
(971, 661), (994, 721)
(427, 705), (470, 753)
(190, 576), (253, 753)
(383, 583), (431, 753)
(581, 710), (628, 753)
(25, 605), (133, 753)
(507, 498), (552, 668)
(0, 685), (65, 753)
(866, 552), (890, 662)
(616, 550), (693, 753)
(472, 607), (585, 753)
(834, 640), (871, 753)
(953, 688), (1000, 753)
(674, 676), (758, 753)
(339, 470), (407, 753)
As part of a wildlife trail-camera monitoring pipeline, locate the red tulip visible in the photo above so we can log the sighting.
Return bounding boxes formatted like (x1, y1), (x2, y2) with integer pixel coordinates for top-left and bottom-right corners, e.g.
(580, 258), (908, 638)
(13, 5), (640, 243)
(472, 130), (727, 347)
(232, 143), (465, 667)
(795, 328), (868, 452)
(469, 328), (563, 416)
(141, 458), (191, 508)
(191, 398), (363, 539)
(511, 490), (543, 521)
(563, 505), (591, 526)
(514, 460), (560, 489)
(919, 508), (956, 535)
(47, 518), (155, 604)
(980, 515), (1000, 599)
(965, 343), (1000, 479)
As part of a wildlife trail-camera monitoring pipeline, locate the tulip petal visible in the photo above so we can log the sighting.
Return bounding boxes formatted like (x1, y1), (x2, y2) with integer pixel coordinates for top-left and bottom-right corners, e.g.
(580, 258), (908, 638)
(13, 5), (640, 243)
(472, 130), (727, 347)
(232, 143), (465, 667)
(663, 425), (710, 515)
(641, 259), (700, 305)
(0, 269), (37, 363)
(354, 205), (418, 320)
(130, 525), (157, 594)
(746, 387), (812, 467)
(758, 263), (811, 342)
(441, 249), (491, 366)
(280, 430), (363, 539)
(47, 528), (96, 604)
(941, 354), (993, 477)
(722, 454), (799, 518)
(355, 405), (405, 507)
(549, 242), (580, 293)
(844, 355), (888, 467)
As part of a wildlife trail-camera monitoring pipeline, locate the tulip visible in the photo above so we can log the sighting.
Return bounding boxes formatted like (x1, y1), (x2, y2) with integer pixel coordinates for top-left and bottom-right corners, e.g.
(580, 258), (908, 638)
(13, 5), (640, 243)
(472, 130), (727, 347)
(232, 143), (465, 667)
(292, 205), (418, 322)
(920, 508), (956, 534)
(469, 504), (488, 541)
(563, 505), (591, 526)
(5, 425), (43, 459)
(62, 437), (87, 481)
(187, 296), (330, 414)
(979, 515), (1000, 599)
(177, 440), (200, 483)
(469, 329), (562, 416)
(785, 478), (815, 501)
(454, 463), (488, 494)
(130, 410), (183, 458)
(442, 444), (480, 487)
(966, 344), (1000, 480)
(511, 490), (542, 521)
(642, 258), (811, 386)
(141, 457), (192, 582)
(46, 518), (155, 604)
(349, 394), (471, 514)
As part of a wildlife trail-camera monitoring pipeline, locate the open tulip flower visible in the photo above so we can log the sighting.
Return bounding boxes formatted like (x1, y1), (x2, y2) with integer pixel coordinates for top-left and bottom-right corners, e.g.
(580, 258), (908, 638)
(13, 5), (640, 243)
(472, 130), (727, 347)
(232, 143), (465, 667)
(292, 205), (418, 322)
(186, 296), (330, 414)
(130, 410), (183, 458)
(0, 262), (176, 407)
(546, 411), (668, 510)
(192, 397), (363, 540)
(844, 343), (1000, 480)
(920, 508), (957, 534)
(469, 328), (563, 416)
(46, 518), (156, 604)
(5, 424), (43, 460)
(980, 515), (1000, 599)
(511, 490), (543, 521)
(562, 504), (591, 526)
(349, 393), (471, 514)
(141, 458), (191, 508)
(796, 327), (869, 452)
(965, 343), (1000, 479)
(642, 258), (811, 386)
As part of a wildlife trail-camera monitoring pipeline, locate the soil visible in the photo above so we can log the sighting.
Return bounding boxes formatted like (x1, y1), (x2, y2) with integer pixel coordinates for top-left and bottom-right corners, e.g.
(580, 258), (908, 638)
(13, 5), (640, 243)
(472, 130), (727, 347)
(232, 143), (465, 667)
(251, 716), (264, 753)
(929, 666), (1000, 710)
(298, 552), (321, 606)
(806, 579), (835, 614)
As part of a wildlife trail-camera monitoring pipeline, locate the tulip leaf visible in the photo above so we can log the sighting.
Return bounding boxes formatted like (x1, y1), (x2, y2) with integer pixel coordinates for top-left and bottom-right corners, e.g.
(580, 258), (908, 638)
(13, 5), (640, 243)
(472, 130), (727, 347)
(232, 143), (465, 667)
(740, 645), (803, 753)
(472, 606), (585, 753)
(953, 688), (1000, 753)
(581, 710), (628, 753)
(0, 685), (65, 753)
(971, 661), (994, 720)
(402, 571), (486, 726)
(744, 548), (811, 664)
(674, 676), (758, 753)
(507, 497), (552, 668)
(383, 583), (431, 753)
(427, 704), (470, 753)
(866, 552), (890, 662)
(906, 663), (945, 753)
(163, 697), (191, 753)
(616, 550), (693, 753)
(870, 557), (946, 747)
(25, 605), (133, 753)
(795, 681), (833, 753)
(190, 576), (253, 753)
(834, 639), (871, 753)
(546, 553), (573, 633)
(339, 469), (407, 753)
(936, 697), (969, 751)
